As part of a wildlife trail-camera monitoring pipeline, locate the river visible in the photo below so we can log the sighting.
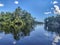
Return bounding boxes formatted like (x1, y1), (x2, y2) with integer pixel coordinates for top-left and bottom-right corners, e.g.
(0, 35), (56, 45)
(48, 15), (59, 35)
(0, 25), (60, 45)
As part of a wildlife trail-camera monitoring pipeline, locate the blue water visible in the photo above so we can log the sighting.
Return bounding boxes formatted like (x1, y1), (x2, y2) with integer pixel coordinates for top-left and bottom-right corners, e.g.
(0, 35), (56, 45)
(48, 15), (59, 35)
(0, 25), (60, 45)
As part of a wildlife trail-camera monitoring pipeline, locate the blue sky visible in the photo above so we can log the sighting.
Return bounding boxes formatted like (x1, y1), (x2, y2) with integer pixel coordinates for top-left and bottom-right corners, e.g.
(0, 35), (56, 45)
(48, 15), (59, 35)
(0, 0), (60, 22)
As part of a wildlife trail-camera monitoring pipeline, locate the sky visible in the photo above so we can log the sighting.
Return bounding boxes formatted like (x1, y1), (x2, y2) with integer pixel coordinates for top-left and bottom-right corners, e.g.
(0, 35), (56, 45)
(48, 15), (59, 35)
(0, 0), (60, 22)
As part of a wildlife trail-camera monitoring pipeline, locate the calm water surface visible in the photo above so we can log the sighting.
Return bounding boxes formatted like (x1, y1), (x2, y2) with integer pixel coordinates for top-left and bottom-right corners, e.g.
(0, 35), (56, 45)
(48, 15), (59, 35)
(0, 25), (60, 45)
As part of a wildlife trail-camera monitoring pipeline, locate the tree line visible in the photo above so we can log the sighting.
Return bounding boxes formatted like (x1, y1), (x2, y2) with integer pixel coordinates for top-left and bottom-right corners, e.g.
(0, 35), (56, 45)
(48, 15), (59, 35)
(0, 7), (35, 29)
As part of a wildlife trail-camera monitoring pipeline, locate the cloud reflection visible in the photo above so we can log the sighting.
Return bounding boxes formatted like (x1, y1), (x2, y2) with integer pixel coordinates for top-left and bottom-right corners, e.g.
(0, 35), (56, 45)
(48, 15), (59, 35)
(13, 41), (16, 44)
(52, 35), (60, 45)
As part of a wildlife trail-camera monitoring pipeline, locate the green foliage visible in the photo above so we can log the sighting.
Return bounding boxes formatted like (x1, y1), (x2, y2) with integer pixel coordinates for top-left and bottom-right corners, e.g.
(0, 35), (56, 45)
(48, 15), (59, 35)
(45, 15), (60, 23)
(44, 15), (60, 29)
(0, 7), (35, 29)
(0, 7), (35, 40)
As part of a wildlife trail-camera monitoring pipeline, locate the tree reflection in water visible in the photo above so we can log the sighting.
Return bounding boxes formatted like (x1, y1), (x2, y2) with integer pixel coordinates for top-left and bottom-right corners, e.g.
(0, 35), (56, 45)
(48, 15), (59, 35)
(44, 24), (60, 45)
(0, 24), (35, 40)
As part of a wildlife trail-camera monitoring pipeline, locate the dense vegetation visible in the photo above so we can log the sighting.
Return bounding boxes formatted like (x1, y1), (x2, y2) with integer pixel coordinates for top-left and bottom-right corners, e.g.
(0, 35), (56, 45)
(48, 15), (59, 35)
(0, 7), (36, 40)
(44, 15), (60, 36)
(0, 7), (35, 29)
(44, 15), (60, 28)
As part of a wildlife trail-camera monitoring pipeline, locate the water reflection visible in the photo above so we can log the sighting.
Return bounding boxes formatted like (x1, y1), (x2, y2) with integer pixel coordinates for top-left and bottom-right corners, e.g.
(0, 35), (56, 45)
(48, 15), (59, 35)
(0, 24), (35, 40)
(44, 24), (60, 45)
(44, 24), (60, 34)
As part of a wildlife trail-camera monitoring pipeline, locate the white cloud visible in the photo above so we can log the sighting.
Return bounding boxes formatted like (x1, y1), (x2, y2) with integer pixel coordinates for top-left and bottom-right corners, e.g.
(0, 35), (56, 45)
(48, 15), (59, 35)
(44, 12), (51, 14)
(54, 5), (60, 15)
(14, 1), (19, 4)
(53, 1), (58, 4)
(0, 3), (4, 7)
(54, 5), (59, 10)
